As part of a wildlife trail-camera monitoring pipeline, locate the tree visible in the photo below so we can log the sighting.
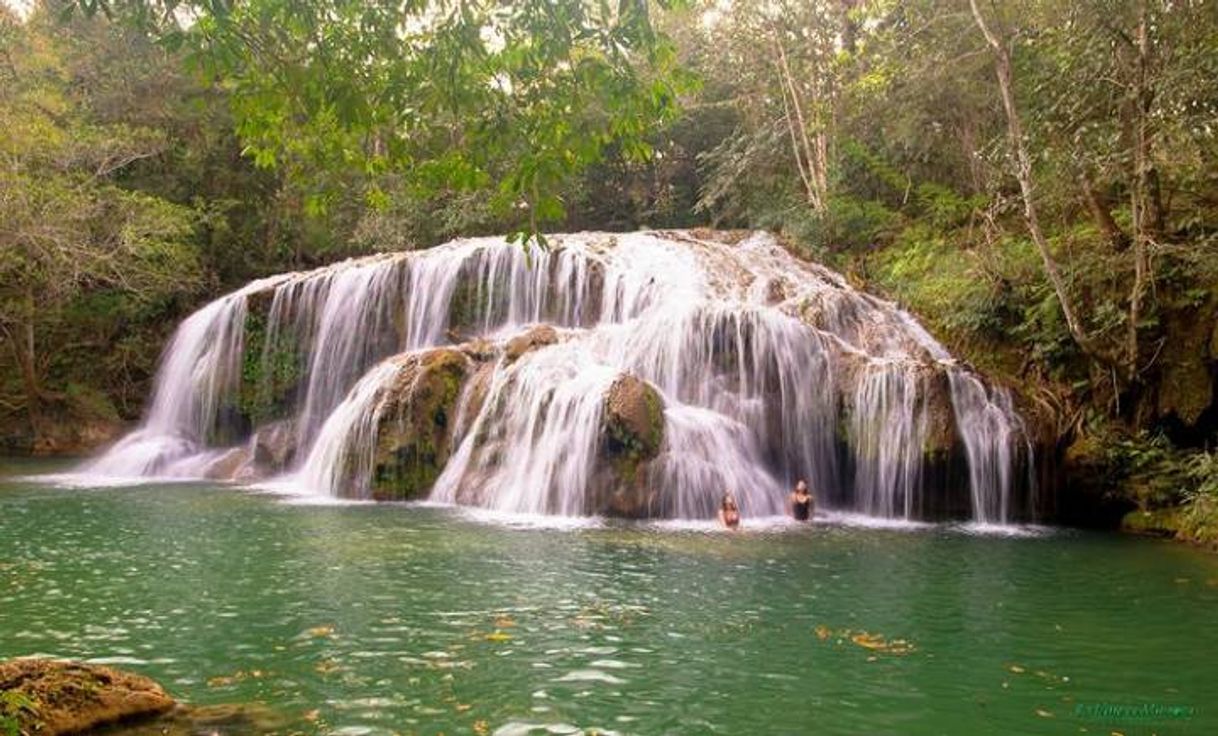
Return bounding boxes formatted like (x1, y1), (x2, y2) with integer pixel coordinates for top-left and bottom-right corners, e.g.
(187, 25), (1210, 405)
(76, 0), (692, 237)
(0, 5), (202, 432)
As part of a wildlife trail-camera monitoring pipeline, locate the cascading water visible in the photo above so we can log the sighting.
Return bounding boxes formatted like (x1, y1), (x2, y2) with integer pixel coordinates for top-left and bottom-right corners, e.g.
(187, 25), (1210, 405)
(83, 230), (1037, 523)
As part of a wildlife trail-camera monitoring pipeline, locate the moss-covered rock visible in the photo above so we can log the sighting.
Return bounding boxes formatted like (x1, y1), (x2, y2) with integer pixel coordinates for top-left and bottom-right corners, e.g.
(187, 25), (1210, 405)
(603, 375), (665, 460)
(0, 658), (175, 736)
(1156, 297), (1216, 428)
(368, 348), (471, 501)
(1121, 506), (1185, 538)
(590, 375), (666, 517)
(232, 290), (303, 435)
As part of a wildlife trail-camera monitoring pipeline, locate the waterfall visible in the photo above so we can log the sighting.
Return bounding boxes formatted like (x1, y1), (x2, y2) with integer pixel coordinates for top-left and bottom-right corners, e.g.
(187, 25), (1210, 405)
(83, 275), (288, 478)
(947, 371), (1031, 525)
(83, 230), (1036, 523)
(850, 362), (928, 519)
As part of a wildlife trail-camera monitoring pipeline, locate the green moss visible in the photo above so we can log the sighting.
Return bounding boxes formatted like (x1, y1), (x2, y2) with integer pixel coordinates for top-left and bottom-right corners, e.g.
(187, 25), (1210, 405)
(1120, 507), (1183, 537)
(1, 691), (40, 736)
(235, 305), (303, 428)
(447, 276), (493, 335)
(369, 351), (469, 501)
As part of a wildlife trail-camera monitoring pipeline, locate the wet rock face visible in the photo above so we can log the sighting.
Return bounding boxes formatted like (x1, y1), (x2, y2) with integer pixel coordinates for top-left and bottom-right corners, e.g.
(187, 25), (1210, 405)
(603, 375), (665, 459)
(0, 658), (175, 736)
(203, 447), (254, 481)
(591, 375), (666, 517)
(251, 419), (298, 471)
(504, 324), (559, 363)
(368, 348), (471, 501)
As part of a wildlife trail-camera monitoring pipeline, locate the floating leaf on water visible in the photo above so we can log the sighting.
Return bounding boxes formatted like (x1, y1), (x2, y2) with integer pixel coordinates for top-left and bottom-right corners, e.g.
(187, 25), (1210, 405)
(494, 615), (517, 628)
(814, 625), (832, 641)
(473, 719), (490, 736)
(303, 709), (320, 722)
(485, 630), (513, 643)
(1035, 709), (1053, 718)
(847, 631), (916, 655)
(307, 625), (336, 638)
(1009, 665), (1026, 674)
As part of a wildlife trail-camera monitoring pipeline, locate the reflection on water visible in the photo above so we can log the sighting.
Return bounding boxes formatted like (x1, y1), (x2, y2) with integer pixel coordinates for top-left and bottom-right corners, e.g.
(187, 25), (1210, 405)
(1, 470), (1216, 735)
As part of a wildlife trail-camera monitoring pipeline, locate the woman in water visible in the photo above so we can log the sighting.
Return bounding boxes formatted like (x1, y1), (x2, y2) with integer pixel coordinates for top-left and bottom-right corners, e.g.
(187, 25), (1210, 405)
(789, 480), (814, 521)
(719, 493), (741, 529)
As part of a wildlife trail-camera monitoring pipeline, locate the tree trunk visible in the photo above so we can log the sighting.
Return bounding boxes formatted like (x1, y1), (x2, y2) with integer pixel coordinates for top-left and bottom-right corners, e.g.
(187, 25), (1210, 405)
(3, 289), (44, 435)
(1078, 171), (1129, 250)
(968, 0), (1096, 359)
(1126, 1), (1154, 382)
(773, 30), (828, 214)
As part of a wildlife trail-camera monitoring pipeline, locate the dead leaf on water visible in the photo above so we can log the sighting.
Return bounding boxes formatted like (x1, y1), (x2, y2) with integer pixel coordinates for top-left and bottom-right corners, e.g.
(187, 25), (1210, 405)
(473, 720), (490, 736)
(1036, 709), (1054, 718)
(1009, 664), (1026, 674)
(814, 625), (832, 641)
(306, 625), (336, 638)
(485, 630), (513, 643)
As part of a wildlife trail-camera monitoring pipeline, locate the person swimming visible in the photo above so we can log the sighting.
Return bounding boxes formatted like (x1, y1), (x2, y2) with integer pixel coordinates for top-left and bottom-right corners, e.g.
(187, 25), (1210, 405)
(789, 480), (814, 521)
(719, 493), (741, 529)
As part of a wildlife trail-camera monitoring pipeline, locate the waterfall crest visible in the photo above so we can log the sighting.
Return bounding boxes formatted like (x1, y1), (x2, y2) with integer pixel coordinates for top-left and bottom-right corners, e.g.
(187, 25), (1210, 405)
(83, 230), (1037, 523)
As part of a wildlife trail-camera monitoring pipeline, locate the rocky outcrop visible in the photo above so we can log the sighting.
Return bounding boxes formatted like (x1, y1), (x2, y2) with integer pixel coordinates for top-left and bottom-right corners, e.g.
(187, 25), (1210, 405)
(590, 375), (666, 517)
(0, 658), (175, 735)
(504, 324), (559, 363)
(203, 447), (253, 481)
(367, 348), (472, 501)
(251, 419), (297, 471)
(603, 375), (665, 459)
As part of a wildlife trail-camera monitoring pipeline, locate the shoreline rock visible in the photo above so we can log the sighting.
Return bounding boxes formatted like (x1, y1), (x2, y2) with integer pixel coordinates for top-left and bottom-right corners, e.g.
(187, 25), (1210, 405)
(0, 658), (175, 735)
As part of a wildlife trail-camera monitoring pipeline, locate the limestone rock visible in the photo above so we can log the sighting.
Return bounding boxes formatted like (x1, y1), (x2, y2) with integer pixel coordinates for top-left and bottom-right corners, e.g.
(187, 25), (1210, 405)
(251, 419), (298, 471)
(368, 348), (471, 501)
(919, 366), (958, 457)
(0, 658), (175, 736)
(590, 375), (666, 517)
(203, 447), (253, 481)
(504, 325), (559, 363)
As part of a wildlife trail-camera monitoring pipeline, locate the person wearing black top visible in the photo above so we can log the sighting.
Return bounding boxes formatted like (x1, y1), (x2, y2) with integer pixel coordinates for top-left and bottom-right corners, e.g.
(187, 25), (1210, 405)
(789, 480), (814, 521)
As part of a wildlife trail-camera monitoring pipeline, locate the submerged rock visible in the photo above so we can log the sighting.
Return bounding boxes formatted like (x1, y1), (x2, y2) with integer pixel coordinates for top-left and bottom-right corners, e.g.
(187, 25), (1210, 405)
(0, 658), (175, 735)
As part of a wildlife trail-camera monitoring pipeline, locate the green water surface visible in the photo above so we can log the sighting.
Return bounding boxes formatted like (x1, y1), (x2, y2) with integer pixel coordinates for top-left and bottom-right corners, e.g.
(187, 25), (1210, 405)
(2, 459), (1216, 735)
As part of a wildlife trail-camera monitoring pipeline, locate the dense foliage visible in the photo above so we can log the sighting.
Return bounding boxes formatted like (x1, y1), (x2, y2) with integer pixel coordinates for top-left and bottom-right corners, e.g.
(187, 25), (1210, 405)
(2, 0), (1217, 540)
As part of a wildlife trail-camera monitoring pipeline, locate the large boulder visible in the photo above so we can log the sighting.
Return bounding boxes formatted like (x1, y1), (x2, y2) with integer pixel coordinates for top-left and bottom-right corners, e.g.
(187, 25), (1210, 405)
(603, 375), (665, 459)
(589, 375), (666, 517)
(0, 658), (175, 735)
(368, 348), (472, 501)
